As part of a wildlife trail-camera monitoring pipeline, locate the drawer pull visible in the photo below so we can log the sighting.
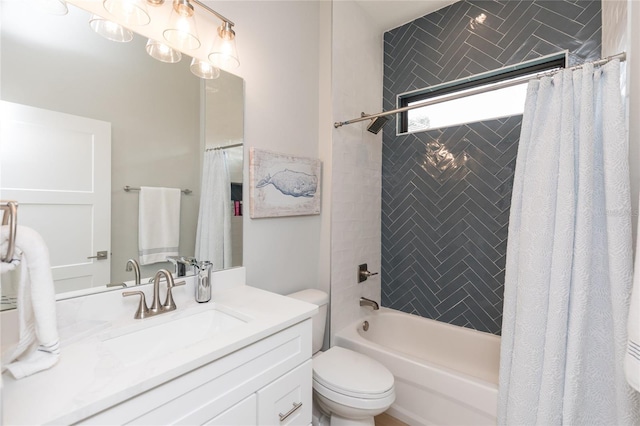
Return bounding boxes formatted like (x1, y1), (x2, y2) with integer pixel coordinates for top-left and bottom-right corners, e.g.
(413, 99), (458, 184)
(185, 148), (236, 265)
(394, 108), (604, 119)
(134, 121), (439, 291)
(278, 402), (303, 422)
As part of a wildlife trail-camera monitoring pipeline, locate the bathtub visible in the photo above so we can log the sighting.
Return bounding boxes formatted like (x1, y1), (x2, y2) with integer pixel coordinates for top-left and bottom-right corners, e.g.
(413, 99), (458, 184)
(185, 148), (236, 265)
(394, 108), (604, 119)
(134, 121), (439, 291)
(334, 308), (500, 426)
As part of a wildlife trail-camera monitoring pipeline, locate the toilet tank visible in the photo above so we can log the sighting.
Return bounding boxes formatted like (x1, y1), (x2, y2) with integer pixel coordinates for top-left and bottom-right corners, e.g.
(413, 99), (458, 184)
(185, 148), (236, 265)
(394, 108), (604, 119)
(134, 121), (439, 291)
(287, 289), (328, 354)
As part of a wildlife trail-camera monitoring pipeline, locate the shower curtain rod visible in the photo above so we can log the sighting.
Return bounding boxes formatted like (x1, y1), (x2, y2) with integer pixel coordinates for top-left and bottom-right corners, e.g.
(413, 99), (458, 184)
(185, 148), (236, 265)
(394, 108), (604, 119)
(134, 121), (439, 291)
(334, 52), (627, 129)
(206, 143), (243, 151)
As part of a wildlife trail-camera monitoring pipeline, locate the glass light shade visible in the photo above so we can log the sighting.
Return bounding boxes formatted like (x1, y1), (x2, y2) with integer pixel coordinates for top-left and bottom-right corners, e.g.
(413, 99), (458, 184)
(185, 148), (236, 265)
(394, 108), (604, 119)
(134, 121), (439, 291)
(163, 3), (200, 50)
(34, 0), (68, 15)
(208, 23), (239, 70)
(190, 58), (220, 79)
(146, 39), (182, 63)
(89, 15), (133, 42)
(103, 0), (150, 26)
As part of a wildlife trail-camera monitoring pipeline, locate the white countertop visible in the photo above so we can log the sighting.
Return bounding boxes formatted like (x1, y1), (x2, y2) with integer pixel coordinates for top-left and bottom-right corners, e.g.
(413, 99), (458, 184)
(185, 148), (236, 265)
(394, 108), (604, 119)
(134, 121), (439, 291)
(2, 279), (317, 425)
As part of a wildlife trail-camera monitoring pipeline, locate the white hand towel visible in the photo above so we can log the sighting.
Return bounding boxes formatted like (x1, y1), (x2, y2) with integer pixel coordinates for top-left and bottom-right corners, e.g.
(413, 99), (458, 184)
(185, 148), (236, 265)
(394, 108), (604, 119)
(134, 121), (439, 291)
(1, 225), (60, 379)
(625, 200), (640, 392)
(138, 186), (181, 265)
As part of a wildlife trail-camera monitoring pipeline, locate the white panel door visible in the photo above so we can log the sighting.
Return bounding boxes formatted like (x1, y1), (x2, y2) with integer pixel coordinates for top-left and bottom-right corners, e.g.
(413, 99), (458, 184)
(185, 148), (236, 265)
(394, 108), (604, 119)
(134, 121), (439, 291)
(0, 101), (111, 293)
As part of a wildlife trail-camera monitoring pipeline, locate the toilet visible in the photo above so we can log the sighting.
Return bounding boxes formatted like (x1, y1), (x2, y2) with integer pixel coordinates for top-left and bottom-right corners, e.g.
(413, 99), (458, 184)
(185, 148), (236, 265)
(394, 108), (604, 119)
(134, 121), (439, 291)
(288, 289), (395, 426)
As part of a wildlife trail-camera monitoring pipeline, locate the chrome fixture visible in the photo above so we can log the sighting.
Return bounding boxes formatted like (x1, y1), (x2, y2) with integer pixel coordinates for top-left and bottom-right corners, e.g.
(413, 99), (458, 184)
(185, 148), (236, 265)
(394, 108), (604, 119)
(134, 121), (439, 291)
(43, 0), (239, 79)
(167, 256), (198, 277)
(335, 52), (627, 131)
(126, 258), (141, 285)
(358, 263), (379, 283)
(362, 320), (370, 331)
(122, 268), (184, 319)
(366, 115), (389, 134)
(123, 185), (193, 195)
(359, 297), (379, 310)
(107, 282), (127, 288)
(1, 201), (18, 263)
(150, 269), (178, 313)
(209, 20), (239, 70)
(89, 14), (133, 42)
(163, 0), (200, 50)
(279, 402), (304, 422)
(122, 290), (150, 318)
(196, 260), (213, 303)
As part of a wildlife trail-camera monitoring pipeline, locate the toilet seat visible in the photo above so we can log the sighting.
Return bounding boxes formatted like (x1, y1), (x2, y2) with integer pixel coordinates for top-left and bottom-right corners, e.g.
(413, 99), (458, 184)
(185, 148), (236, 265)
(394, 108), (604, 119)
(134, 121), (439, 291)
(313, 378), (396, 411)
(312, 347), (395, 401)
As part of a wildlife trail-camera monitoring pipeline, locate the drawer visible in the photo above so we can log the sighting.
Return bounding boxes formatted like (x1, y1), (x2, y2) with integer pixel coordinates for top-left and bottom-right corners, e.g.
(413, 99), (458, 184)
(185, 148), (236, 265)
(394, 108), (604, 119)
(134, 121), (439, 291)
(257, 360), (312, 425)
(204, 394), (256, 426)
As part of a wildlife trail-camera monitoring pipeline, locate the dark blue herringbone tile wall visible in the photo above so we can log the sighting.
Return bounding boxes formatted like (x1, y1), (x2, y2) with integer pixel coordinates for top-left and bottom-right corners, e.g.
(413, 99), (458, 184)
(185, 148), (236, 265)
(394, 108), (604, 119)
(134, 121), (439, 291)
(381, 0), (601, 335)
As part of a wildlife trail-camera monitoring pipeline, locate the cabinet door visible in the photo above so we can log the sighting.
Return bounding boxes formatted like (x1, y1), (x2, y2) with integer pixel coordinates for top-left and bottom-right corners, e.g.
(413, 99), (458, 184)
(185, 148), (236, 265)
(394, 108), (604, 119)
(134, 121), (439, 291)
(204, 394), (256, 426)
(257, 360), (312, 425)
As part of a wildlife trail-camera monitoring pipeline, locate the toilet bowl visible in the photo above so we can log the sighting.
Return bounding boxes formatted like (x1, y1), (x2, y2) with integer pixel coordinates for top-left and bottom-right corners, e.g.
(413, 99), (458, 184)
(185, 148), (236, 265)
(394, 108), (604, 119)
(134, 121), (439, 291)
(287, 290), (395, 426)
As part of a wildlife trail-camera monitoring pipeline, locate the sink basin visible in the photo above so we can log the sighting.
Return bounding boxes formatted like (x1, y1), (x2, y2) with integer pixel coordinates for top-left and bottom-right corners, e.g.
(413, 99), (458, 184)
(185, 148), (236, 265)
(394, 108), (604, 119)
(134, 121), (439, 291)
(102, 308), (247, 366)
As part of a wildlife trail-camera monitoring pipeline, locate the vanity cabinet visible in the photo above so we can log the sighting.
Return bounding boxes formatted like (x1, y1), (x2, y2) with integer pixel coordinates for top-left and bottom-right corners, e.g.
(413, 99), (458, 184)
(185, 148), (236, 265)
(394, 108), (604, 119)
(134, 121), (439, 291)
(79, 320), (312, 425)
(257, 360), (312, 424)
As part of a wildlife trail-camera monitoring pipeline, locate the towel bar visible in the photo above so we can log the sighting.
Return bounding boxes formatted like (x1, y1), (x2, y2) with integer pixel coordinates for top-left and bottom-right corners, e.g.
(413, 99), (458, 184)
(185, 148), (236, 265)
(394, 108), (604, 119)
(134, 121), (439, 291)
(123, 186), (192, 195)
(1, 200), (18, 263)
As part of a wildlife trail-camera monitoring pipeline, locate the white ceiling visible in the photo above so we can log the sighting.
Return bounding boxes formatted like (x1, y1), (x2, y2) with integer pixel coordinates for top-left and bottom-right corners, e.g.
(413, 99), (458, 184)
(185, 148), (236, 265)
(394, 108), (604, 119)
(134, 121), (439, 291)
(354, 0), (460, 32)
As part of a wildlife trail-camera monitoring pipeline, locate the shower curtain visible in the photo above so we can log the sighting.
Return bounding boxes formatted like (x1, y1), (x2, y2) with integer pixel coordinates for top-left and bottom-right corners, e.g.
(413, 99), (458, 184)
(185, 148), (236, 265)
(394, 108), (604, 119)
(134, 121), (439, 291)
(498, 60), (640, 425)
(195, 150), (232, 270)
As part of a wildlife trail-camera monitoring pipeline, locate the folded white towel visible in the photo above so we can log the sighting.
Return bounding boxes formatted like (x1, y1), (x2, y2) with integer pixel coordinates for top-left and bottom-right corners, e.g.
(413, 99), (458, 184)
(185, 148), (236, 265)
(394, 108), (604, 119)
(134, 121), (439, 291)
(138, 186), (181, 265)
(1, 225), (60, 379)
(625, 201), (640, 392)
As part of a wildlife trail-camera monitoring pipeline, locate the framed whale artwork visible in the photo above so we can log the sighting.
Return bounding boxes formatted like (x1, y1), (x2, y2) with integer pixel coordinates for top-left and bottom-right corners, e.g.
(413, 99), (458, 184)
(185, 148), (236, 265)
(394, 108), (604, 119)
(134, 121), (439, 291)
(249, 148), (321, 218)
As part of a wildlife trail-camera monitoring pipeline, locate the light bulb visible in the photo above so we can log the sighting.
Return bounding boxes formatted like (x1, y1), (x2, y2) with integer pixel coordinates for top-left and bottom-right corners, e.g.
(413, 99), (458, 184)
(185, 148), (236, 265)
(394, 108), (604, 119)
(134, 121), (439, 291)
(89, 14), (133, 42)
(190, 58), (220, 79)
(103, 0), (150, 26)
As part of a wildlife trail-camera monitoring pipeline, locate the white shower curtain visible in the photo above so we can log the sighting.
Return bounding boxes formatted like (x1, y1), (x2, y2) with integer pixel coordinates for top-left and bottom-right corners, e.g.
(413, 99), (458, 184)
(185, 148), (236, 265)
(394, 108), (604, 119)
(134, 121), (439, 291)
(195, 150), (232, 270)
(498, 60), (640, 425)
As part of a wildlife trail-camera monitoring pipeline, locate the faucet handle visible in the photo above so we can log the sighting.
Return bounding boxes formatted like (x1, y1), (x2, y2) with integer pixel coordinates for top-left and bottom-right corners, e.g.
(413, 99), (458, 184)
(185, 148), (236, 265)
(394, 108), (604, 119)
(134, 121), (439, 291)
(163, 280), (185, 311)
(123, 291), (150, 319)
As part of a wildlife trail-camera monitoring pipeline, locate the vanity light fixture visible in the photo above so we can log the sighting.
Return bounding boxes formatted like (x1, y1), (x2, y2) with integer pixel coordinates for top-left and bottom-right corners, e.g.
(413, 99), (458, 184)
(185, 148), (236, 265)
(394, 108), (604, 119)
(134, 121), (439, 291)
(146, 39), (182, 63)
(208, 20), (239, 70)
(34, 0), (69, 15)
(89, 14), (134, 42)
(64, 0), (240, 78)
(103, 0), (151, 26)
(163, 0), (201, 50)
(190, 58), (220, 79)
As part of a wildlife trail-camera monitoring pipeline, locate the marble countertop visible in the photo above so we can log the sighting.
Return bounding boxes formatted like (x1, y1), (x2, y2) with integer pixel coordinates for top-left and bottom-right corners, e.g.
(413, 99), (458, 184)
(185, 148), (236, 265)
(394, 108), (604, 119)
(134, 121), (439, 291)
(2, 279), (317, 425)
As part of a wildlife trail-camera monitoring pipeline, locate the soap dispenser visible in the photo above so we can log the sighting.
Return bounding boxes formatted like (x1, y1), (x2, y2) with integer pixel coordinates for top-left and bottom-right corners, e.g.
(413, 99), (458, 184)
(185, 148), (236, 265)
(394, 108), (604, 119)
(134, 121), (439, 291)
(196, 261), (213, 303)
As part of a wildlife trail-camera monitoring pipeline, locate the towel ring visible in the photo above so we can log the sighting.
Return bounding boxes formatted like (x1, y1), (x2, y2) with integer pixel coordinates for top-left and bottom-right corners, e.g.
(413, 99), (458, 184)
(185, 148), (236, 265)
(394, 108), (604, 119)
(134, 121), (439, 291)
(1, 200), (18, 263)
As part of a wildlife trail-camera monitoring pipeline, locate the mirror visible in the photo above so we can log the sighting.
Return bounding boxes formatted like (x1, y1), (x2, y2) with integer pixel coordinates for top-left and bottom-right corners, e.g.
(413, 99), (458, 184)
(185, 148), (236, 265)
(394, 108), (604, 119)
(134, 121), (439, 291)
(0, 1), (244, 309)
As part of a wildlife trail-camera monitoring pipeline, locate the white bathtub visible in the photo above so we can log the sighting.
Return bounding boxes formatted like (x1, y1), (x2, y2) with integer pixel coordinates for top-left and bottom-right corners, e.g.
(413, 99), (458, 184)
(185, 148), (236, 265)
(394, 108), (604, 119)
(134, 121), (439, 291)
(334, 308), (500, 426)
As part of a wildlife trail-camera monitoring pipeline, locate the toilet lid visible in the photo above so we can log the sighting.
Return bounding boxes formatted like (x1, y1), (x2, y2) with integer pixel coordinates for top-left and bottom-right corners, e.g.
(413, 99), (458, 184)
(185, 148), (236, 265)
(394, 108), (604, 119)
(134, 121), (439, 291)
(313, 347), (394, 398)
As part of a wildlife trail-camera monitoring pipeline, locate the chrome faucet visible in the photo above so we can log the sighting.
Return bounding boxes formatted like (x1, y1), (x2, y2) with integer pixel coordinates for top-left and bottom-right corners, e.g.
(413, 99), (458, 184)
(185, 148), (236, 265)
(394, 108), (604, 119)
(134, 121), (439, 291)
(126, 258), (141, 285)
(359, 297), (379, 310)
(122, 268), (185, 319)
(167, 256), (198, 277)
(151, 269), (186, 313)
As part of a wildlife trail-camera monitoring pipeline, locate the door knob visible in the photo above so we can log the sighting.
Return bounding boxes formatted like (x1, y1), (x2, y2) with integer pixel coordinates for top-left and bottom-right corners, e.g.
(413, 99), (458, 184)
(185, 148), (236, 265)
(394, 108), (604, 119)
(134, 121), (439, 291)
(87, 251), (108, 260)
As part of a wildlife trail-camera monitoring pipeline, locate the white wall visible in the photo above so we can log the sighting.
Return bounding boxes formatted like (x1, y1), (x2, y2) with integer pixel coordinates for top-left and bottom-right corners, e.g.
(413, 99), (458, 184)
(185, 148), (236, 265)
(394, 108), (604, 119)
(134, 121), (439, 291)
(209, 1), (329, 296)
(330, 1), (384, 342)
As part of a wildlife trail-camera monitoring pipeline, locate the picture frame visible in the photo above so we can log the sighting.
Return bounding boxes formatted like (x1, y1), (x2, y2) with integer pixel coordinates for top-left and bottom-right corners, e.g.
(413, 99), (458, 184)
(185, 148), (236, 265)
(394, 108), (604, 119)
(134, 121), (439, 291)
(249, 148), (321, 218)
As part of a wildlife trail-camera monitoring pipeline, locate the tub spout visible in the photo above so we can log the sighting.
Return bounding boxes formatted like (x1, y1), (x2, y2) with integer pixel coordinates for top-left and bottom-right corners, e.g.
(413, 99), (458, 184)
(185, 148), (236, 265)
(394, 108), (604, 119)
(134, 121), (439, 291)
(360, 297), (379, 310)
